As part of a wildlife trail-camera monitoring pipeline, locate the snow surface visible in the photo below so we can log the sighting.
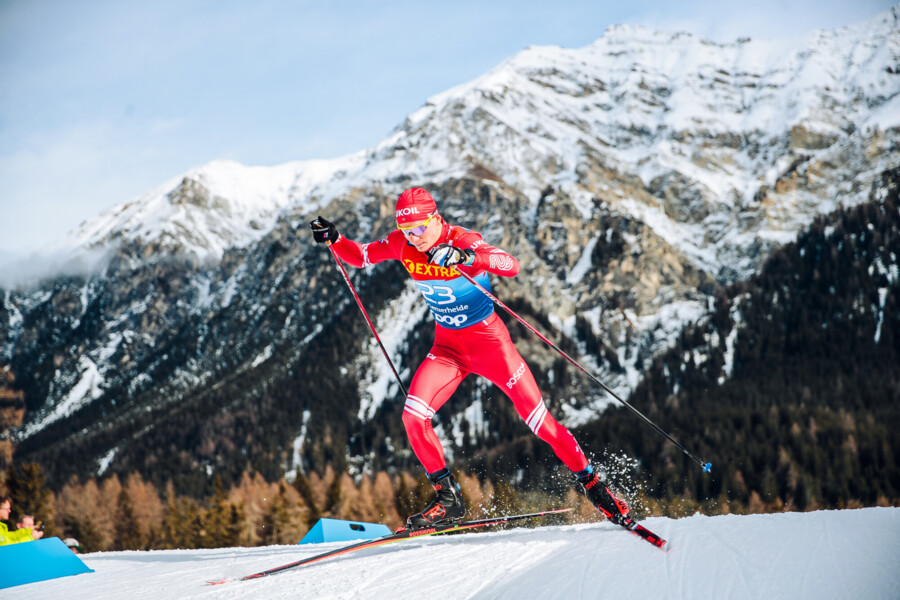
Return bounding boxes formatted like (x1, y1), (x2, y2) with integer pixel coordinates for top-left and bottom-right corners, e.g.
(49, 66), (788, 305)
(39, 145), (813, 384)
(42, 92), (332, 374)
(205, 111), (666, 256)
(17, 507), (899, 599)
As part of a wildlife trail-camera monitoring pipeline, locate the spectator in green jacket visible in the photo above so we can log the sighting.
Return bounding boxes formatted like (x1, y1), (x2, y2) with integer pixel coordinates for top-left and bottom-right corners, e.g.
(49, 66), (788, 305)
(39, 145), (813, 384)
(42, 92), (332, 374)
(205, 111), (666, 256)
(16, 514), (44, 540)
(0, 497), (37, 545)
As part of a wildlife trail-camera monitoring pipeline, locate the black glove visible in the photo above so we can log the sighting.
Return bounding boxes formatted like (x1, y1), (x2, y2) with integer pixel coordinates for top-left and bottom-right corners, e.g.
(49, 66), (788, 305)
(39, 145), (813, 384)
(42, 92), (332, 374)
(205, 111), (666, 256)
(309, 215), (339, 244)
(427, 244), (474, 267)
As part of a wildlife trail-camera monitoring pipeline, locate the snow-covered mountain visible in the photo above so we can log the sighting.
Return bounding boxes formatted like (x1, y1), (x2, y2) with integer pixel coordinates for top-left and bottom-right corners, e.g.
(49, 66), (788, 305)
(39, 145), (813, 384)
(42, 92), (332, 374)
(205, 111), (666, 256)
(14, 508), (900, 599)
(56, 5), (900, 277)
(61, 158), (362, 263)
(2, 7), (899, 489)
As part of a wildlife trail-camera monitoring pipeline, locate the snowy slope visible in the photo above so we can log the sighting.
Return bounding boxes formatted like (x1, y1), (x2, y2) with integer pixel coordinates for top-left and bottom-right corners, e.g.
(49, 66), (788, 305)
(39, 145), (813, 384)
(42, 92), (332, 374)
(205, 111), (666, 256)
(16, 508), (900, 599)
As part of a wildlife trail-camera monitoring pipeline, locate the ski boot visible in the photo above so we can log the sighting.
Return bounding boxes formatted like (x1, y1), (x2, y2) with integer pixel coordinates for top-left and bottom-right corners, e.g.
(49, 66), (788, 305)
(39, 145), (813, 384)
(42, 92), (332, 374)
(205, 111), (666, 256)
(576, 468), (635, 530)
(406, 468), (466, 530)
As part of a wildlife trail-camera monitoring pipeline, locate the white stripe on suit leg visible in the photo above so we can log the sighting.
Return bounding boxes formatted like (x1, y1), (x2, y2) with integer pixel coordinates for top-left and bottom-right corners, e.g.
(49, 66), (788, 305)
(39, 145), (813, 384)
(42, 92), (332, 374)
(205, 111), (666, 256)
(526, 403), (547, 433)
(405, 396), (435, 420)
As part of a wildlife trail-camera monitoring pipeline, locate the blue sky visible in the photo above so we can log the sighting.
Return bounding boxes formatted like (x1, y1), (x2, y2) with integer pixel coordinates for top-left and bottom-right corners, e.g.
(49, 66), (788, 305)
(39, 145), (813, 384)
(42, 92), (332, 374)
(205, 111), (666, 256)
(0, 0), (895, 255)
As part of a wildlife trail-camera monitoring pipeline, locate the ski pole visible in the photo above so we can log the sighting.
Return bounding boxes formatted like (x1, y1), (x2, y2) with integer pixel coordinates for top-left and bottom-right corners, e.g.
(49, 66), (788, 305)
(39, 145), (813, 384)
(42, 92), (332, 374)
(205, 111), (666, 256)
(454, 268), (712, 473)
(327, 243), (408, 399)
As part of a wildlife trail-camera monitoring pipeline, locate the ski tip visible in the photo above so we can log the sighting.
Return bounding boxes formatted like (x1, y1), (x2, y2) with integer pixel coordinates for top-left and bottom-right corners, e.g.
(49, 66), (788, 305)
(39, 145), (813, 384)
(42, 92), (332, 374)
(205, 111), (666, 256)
(206, 578), (231, 586)
(702, 462), (712, 473)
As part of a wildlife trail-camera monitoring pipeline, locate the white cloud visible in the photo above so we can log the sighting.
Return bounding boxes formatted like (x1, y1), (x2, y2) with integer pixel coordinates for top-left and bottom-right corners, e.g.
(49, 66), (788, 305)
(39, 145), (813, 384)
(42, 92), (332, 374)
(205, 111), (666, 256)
(0, 246), (113, 290)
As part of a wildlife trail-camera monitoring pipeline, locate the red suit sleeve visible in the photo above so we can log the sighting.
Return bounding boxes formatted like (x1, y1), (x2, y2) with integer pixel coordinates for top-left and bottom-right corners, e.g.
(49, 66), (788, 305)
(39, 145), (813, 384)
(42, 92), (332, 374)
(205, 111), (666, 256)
(451, 230), (520, 277)
(330, 232), (403, 267)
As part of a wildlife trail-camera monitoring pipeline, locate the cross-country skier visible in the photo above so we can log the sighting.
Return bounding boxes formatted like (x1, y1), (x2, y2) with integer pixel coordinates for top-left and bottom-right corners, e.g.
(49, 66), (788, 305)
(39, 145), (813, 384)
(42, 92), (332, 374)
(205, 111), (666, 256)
(310, 187), (632, 530)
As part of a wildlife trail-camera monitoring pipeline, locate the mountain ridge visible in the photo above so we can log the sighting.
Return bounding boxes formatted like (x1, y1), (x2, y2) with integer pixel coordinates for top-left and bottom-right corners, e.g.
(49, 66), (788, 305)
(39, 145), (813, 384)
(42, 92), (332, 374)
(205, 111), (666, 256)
(21, 4), (899, 279)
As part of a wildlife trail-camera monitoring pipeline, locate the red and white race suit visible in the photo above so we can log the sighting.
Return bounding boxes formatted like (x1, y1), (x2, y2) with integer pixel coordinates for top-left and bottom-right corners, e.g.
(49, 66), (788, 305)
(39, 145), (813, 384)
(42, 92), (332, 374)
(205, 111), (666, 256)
(331, 221), (589, 474)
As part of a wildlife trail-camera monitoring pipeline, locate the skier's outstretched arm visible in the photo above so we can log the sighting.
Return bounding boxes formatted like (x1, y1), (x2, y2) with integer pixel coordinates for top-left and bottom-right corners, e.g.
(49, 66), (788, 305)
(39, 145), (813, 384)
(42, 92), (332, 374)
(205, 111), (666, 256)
(309, 215), (398, 268)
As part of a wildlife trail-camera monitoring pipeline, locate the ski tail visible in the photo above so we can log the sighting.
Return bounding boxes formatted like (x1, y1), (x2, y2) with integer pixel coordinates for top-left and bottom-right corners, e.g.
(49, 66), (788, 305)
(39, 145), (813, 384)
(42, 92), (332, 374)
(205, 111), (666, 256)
(206, 507), (573, 584)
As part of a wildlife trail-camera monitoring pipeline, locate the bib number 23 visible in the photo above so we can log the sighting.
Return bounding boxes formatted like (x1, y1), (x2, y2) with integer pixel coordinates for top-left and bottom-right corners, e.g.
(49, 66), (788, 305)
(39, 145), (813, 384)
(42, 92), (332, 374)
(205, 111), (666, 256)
(416, 283), (457, 305)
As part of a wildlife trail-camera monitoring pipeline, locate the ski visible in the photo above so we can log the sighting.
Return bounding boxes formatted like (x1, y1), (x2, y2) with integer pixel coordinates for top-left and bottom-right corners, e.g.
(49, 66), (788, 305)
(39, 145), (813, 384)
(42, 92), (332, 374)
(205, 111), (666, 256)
(624, 520), (668, 550)
(207, 507), (573, 585)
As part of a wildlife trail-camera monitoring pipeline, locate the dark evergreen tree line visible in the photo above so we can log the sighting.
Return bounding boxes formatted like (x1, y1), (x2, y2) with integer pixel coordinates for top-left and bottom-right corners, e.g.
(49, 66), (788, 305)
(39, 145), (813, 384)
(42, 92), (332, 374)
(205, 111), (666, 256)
(569, 167), (900, 511)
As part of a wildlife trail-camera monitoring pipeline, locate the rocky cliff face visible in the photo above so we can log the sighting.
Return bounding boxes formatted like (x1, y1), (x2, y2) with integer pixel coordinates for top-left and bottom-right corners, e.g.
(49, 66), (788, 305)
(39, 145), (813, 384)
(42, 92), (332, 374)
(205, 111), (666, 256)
(2, 8), (899, 490)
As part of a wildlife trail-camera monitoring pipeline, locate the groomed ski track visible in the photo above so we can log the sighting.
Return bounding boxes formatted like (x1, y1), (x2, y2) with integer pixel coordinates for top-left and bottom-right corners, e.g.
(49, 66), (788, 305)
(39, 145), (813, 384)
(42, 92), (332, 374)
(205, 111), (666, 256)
(16, 507), (900, 599)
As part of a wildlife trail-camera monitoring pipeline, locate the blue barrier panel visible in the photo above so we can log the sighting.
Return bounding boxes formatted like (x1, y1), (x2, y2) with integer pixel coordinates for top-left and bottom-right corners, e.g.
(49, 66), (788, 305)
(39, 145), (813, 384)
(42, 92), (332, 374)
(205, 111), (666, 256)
(299, 518), (392, 544)
(0, 537), (94, 589)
